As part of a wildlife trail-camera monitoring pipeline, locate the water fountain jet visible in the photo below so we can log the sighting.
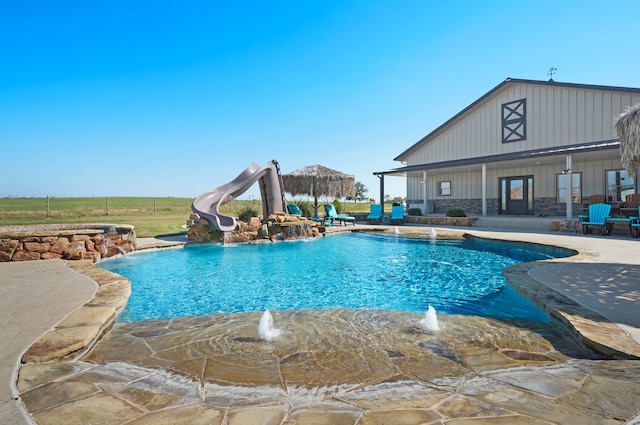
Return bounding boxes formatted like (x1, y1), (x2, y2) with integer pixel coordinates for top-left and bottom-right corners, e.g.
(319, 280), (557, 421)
(419, 305), (440, 331)
(429, 228), (437, 239)
(258, 310), (282, 341)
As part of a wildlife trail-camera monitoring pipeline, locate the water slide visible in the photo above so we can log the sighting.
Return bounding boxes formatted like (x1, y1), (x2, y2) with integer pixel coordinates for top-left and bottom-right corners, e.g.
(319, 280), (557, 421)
(191, 160), (287, 232)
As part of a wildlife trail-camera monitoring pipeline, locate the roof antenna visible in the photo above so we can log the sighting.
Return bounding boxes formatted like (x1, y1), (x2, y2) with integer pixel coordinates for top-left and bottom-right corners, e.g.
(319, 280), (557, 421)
(547, 66), (557, 81)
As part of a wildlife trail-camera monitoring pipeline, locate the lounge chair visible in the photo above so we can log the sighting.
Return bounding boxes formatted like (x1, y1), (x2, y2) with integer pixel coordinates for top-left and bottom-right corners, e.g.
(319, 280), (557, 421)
(289, 203), (330, 225)
(287, 204), (303, 216)
(390, 205), (405, 224)
(367, 204), (383, 224)
(582, 203), (612, 235)
(323, 204), (355, 226)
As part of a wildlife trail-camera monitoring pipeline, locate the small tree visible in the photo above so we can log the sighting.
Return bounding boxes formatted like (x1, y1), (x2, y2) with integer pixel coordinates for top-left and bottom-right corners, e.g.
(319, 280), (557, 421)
(354, 181), (368, 202)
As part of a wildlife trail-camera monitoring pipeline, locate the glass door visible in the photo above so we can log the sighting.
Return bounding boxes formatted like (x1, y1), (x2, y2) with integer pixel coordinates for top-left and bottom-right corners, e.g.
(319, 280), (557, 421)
(500, 176), (533, 215)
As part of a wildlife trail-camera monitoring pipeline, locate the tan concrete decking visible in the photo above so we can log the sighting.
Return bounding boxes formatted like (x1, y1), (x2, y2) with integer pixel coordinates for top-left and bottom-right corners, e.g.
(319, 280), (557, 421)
(2, 226), (640, 424)
(0, 260), (97, 424)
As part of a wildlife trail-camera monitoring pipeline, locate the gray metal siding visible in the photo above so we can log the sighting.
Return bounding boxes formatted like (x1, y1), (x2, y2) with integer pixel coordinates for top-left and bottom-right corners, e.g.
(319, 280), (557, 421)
(407, 84), (640, 167)
(406, 158), (633, 204)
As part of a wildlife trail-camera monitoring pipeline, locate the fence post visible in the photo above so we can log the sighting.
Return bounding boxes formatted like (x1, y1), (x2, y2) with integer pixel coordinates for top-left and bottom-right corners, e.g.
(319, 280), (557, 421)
(46, 196), (50, 218)
(154, 197), (157, 214)
(105, 197), (109, 216)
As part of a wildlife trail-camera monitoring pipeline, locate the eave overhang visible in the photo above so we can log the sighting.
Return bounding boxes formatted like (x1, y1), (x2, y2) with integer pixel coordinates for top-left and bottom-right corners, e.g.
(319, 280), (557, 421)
(376, 139), (620, 176)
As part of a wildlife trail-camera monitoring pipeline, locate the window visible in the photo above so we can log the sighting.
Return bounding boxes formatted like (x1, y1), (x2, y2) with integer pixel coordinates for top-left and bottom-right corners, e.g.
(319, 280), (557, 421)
(438, 181), (451, 196)
(606, 169), (634, 203)
(557, 172), (582, 203)
(502, 99), (526, 143)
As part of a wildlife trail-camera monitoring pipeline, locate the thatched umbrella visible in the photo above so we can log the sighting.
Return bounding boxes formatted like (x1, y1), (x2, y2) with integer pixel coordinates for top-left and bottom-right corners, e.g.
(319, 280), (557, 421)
(616, 103), (640, 175)
(282, 165), (355, 217)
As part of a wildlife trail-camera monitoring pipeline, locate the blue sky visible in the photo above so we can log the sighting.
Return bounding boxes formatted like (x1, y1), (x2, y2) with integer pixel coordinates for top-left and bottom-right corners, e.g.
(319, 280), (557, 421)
(2, 1), (639, 201)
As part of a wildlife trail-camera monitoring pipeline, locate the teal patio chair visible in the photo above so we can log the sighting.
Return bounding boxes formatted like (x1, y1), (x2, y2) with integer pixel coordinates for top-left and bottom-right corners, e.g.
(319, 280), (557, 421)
(287, 204), (303, 216)
(631, 206), (640, 238)
(324, 204), (355, 226)
(390, 205), (405, 224)
(367, 204), (383, 224)
(289, 203), (329, 225)
(581, 203), (612, 235)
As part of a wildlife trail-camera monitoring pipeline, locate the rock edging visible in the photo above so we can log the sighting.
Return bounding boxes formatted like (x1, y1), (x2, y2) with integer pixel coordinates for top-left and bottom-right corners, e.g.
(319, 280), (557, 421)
(21, 260), (131, 363)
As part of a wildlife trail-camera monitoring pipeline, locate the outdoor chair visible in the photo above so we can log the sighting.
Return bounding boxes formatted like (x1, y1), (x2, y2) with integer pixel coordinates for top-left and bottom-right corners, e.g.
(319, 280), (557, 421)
(323, 204), (355, 226)
(582, 203), (612, 235)
(625, 194), (640, 208)
(367, 204), (383, 224)
(289, 203), (330, 225)
(581, 194), (606, 214)
(390, 205), (405, 224)
(287, 204), (303, 216)
(632, 206), (640, 238)
(621, 194), (640, 217)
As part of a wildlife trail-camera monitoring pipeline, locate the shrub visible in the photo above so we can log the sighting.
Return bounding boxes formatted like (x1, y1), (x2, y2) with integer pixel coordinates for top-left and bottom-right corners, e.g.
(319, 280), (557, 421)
(238, 205), (260, 222)
(407, 207), (422, 216)
(292, 200), (313, 217)
(332, 199), (343, 214)
(446, 208), (467, 217)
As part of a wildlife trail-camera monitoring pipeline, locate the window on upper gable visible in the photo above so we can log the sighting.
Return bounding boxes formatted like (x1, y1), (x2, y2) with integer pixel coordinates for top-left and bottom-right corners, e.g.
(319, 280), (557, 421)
(502, 99), (526, 143)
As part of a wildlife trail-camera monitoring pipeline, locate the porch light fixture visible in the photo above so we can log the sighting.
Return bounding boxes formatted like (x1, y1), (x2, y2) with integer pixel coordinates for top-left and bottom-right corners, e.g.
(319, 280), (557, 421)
(561, 169), (571, 174)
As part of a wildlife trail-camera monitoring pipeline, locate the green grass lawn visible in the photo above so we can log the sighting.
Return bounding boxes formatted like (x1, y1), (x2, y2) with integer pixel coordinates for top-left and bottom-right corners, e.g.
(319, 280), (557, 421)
(0, 197), (373, 237)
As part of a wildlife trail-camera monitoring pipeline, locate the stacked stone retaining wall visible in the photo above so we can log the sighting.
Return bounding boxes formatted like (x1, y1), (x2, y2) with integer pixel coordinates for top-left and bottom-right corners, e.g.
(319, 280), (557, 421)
(0, 224), (136, 262)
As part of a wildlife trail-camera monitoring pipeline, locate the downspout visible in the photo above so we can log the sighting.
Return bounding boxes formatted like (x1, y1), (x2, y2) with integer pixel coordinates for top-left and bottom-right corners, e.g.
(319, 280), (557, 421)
(482, 163), (487, 216)
(566, 155), (572, 220)
(422, 171), (428, 215)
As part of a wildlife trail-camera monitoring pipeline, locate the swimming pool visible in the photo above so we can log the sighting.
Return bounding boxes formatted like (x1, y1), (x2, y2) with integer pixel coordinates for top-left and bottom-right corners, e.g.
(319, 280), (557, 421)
(100, 233), (574, 323)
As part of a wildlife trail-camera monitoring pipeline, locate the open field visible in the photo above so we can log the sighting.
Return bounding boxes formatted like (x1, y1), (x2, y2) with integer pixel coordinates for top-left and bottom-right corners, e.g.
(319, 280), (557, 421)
(0, 197), (373, 237)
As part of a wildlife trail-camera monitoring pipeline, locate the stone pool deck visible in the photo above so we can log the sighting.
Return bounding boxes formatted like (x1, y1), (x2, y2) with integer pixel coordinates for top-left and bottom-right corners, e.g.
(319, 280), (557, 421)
(2, 226), (640, 424)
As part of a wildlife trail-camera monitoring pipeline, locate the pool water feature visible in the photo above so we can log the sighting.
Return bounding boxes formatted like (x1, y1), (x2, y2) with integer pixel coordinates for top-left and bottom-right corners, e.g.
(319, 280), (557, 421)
(100, 233), (574, 323)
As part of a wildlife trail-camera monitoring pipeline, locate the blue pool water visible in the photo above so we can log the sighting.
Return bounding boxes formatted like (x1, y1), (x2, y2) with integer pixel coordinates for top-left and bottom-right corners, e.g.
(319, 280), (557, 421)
(100, 233), (574, 323)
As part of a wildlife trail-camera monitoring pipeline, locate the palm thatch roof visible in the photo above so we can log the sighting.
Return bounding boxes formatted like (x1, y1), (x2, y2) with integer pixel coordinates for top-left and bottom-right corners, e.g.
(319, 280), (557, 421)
(282, 165), (355, 198)
(282, 165), (355, 217)
(616, 103), (640, 174)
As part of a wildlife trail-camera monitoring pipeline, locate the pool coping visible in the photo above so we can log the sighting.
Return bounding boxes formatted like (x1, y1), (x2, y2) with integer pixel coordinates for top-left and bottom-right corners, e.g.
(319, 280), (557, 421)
(19, 225), (640, 366)
(504, 260), (640, 359)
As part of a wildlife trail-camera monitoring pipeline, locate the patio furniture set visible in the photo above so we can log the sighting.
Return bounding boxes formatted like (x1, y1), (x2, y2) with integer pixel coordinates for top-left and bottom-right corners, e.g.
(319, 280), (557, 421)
(286, 204), (406, 227)
(579, 201), (640, 237)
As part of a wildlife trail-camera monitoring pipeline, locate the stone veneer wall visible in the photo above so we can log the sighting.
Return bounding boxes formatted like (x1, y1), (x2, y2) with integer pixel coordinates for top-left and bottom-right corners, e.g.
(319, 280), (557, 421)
(405, 216), (478, 226)
(0, 224), (136, 262)
(408, 199), (500, 215)
(409, 197), (585, 217)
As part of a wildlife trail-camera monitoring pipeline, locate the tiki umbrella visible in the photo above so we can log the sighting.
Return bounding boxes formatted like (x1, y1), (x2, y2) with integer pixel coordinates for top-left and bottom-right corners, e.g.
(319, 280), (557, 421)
(282, 165), (355, 217)
(616, 103), (640, 175)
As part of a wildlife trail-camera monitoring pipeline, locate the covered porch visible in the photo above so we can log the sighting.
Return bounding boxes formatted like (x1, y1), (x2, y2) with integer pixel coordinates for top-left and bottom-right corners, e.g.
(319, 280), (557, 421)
(375, 140), (630, 221)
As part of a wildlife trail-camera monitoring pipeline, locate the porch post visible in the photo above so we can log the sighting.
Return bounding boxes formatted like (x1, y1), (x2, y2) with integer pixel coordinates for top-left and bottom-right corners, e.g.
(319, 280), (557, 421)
(566, 154), (572, 220)
(377, 174), (384, 207)
(422, 171), (428, 215)
(481, 163), (487, 217)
